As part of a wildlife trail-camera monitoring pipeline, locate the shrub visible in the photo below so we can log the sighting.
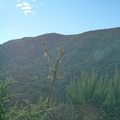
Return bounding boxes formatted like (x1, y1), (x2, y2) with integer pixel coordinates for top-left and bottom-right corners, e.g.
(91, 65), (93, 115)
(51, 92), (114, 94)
(67, 68), (120, 119)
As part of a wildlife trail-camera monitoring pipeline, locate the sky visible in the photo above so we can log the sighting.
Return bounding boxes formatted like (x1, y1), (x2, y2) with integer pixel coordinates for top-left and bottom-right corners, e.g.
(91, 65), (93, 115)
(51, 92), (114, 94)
(0, 0), (120, 44)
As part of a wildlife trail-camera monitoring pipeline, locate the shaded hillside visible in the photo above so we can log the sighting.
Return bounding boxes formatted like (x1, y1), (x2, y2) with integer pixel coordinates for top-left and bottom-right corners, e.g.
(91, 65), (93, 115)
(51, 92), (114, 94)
(0, 27), (120, 102)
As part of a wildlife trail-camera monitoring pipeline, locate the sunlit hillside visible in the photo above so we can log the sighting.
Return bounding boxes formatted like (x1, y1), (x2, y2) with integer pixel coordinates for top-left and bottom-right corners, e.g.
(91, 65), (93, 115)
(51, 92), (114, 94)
(0, 27), (120, 102)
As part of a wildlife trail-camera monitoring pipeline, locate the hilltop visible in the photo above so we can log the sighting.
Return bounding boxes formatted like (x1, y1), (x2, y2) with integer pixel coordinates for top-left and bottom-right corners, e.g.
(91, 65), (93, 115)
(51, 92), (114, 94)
(0, 27), (120, 102)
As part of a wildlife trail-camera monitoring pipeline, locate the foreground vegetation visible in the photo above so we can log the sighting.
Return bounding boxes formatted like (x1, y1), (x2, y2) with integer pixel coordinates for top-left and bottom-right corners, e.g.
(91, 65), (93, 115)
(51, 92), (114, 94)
(0, 68), (120, 120)
(67, 68), (120, 120)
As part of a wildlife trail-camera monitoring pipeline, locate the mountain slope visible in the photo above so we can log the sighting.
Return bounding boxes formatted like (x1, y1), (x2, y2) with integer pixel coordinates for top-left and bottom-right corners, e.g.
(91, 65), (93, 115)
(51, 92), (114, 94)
(0, 27), (120, 102)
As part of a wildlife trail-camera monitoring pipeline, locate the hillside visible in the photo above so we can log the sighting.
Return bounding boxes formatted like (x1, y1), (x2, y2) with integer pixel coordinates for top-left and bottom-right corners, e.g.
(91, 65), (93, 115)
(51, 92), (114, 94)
(0, 27), (120, 102)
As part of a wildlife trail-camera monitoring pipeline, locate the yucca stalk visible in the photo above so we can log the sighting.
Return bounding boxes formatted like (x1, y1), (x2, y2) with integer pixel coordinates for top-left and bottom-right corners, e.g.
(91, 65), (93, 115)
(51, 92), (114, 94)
(42, 43), (65, 105)
(31, 42), (65, 106)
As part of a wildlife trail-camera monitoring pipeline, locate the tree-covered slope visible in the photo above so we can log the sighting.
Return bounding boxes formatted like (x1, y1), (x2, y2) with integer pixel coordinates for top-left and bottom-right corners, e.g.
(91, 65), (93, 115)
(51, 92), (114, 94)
(0, 27), (120, 102)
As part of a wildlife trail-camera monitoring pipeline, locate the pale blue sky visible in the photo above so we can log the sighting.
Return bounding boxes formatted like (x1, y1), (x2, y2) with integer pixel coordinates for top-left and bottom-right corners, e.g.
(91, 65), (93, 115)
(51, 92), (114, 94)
(1, 0), (120, 44)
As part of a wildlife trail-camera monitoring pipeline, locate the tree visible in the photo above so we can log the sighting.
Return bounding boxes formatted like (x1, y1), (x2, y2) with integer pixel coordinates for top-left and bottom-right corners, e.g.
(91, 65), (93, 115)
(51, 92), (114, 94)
(0, 77), (15, 120)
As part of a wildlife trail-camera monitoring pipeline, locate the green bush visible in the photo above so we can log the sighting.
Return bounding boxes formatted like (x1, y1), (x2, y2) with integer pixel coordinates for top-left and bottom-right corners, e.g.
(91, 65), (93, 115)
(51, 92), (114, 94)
(0, 77), (15, 120)
(67, 68), (120, 119)
(0, 77), (54, 120)
(7, 97), (54, 120)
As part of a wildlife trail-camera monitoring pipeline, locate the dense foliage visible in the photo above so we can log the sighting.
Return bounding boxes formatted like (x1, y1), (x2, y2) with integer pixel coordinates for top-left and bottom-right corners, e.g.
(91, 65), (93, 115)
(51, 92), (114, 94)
(67, 68), (120, 119)
(1, 69), (120, 119)
(0, 77), (15, 120)
(0, 78), (54, 120)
